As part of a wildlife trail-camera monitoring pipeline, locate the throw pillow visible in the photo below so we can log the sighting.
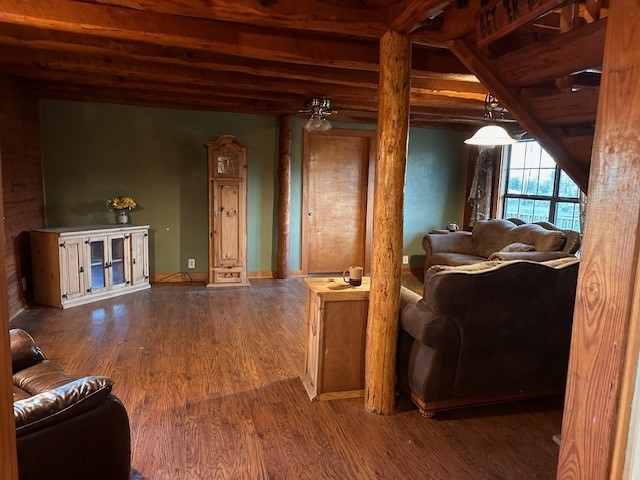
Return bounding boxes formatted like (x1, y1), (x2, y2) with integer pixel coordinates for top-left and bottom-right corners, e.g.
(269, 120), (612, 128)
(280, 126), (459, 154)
(500, 242), (536, 252)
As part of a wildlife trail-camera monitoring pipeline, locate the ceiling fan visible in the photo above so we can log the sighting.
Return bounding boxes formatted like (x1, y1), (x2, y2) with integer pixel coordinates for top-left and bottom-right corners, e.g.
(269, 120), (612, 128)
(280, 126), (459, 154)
(298, 96), (338, 132)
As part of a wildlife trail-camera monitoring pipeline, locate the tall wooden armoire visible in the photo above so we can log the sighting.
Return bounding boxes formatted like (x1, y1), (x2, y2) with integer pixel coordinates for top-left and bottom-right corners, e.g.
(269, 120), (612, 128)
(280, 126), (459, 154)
(205, 135), (250, 287)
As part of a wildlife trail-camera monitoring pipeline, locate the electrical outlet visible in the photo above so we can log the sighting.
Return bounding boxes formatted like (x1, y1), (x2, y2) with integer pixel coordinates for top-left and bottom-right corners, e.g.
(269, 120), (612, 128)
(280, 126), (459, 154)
(402, 255), (409, 265)
(187, 258), (196, 269)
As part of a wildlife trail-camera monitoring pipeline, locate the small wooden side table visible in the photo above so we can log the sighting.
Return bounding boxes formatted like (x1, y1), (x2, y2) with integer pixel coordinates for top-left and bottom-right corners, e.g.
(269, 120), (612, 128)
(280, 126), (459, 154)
(301, 277), (370, 401)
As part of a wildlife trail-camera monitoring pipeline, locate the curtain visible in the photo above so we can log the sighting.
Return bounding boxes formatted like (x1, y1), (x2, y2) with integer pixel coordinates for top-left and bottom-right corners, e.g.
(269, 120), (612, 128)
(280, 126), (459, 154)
(467, 146), (495, 228)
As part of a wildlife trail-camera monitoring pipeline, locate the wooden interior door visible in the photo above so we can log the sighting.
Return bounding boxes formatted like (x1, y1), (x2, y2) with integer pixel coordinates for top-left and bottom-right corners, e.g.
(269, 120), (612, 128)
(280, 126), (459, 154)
(303, 130), (374, 274)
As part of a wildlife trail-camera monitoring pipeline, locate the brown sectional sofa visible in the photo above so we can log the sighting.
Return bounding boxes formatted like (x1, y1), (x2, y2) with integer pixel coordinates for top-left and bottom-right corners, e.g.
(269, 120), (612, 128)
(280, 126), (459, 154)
(11, 329), (131, 480)
(396, 257), (579, 417)
(423, 218), (581, 271)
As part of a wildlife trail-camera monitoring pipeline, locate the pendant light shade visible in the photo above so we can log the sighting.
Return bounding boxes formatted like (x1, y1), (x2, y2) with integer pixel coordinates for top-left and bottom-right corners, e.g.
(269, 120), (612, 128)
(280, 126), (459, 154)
(464, 125), (516, 146)
(465, 93), (516, 146)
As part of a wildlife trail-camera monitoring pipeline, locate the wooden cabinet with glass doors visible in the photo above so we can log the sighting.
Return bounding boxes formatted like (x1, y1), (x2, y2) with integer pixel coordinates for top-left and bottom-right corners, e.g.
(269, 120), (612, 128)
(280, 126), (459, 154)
(31, 225), (150, 308)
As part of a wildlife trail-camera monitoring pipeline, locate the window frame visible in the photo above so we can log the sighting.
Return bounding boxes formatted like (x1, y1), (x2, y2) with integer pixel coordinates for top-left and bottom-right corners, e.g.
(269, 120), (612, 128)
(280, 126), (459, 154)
(497, 141), (581, 228)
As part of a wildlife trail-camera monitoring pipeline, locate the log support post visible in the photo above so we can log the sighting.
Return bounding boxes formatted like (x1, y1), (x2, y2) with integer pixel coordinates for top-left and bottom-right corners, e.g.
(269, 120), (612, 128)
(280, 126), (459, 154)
(557, 3), (640, 478)
(364, 30), (411, 415)
(277, 114), (291, 279)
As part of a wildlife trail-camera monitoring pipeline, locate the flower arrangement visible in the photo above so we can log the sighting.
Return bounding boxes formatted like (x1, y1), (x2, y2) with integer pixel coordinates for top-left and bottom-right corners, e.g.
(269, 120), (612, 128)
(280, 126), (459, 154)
(107, 195), (137, 211)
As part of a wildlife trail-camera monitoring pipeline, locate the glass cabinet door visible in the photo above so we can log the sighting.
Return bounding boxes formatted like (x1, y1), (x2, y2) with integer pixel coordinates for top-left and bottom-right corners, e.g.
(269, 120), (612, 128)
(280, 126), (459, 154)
(110, 237), (126, 287)
(89, 238), (107, 292)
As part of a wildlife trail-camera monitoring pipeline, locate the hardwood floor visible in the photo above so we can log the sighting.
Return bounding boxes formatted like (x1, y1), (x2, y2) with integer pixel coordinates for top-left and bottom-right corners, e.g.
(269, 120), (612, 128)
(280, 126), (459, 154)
(10, 278), (562, 479)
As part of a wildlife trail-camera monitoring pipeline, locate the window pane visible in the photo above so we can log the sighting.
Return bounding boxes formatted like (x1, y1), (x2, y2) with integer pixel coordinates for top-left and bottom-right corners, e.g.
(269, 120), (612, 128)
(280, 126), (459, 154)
(537, 168), (555, 196)
(504, 197), (521, 219)
(519, 199), (535, 223)
(523, 169), (539, 195)
(509, 143), (526, 168)
(540, 147), (556, 168)
(533, 200), (550, 222)
(555, 202), (581, 232)
(524, 142), (541, 169)
(558, 171), (580, 198)
(507, 169), (524, 194)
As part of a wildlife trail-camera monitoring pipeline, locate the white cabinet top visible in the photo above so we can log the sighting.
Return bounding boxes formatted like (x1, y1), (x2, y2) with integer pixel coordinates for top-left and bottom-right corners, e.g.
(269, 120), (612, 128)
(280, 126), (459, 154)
(32, 224), (150, 235)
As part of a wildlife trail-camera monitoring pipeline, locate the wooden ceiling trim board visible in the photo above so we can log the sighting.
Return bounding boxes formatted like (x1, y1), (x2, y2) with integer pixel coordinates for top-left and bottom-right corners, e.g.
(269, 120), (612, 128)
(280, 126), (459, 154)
(389, 0), (453, 34)
(446, 37), (590, 191)
(497, 17), (608, 87)
(69, 0), (390, 39)
(0, 0), (382, 70)
(530, 88), (599, 125)
(475, 0), (565, 47)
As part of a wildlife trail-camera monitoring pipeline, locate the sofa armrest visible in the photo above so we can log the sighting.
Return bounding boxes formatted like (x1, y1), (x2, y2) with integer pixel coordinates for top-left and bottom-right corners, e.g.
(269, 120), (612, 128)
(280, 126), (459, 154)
(400, 286), (421, 314)
(488, 251), (575, 262)
(14, 376), (114, 436)
(10, 329), (45, 374)
(423, 232), (473, 270)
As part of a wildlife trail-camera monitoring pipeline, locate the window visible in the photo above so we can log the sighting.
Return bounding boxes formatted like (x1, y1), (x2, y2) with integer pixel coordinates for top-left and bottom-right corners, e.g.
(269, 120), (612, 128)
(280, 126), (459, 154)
(502, 141), (582, 232)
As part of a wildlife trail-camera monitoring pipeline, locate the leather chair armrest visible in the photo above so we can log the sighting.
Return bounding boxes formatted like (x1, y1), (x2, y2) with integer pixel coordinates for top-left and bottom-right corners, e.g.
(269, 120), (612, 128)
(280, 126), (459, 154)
(14, 376), (114, 436)
(488, 251), (575, 262)
(10, 329), (45, 374)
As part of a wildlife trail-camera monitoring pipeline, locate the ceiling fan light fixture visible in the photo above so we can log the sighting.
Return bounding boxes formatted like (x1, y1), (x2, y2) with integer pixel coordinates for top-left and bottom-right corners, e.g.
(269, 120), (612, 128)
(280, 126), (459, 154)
(300, 97), (336, 132)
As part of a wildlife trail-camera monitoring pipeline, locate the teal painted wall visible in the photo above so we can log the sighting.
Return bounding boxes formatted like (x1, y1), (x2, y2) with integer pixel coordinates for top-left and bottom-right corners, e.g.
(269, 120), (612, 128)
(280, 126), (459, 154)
(40, 101), (467, 275)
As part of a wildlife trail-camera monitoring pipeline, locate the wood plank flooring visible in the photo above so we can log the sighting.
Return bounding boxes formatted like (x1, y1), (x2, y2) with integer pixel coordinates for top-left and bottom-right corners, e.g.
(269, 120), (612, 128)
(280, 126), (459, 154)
(10, 278), (563, 479)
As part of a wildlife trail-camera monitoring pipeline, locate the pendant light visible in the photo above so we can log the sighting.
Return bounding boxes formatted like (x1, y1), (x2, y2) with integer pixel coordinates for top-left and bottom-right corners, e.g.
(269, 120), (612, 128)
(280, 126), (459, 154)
(465, 93), (516, 146)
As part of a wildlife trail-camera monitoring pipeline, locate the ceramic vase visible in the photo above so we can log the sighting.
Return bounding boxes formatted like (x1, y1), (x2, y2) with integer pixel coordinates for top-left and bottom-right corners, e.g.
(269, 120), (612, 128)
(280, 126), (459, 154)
(115, 210), (129, 224)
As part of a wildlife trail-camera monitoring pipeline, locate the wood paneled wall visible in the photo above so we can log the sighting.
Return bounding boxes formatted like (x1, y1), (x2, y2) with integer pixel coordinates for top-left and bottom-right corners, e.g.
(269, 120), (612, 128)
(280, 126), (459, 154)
(0, 77), (46, 318)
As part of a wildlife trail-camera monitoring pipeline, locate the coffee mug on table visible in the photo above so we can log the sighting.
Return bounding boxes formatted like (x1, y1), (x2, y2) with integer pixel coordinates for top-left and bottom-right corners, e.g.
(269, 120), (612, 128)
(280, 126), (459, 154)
(343, 266), (363, 286)
(447, 222), (459, 232)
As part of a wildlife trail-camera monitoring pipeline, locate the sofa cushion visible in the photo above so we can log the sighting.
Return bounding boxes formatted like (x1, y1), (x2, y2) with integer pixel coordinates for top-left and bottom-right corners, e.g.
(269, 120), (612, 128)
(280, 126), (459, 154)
(508, 223), (566, 252)
(500, 242), (536, 252)
(429, 252), (487, 268)
(470, 219), (516, 258)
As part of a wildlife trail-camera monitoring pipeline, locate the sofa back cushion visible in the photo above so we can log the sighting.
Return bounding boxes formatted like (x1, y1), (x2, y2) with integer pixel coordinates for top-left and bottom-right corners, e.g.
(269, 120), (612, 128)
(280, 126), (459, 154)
(423, 258), (579, 397)
(470, 219), (516, 258)
(508, 223), (566, 252)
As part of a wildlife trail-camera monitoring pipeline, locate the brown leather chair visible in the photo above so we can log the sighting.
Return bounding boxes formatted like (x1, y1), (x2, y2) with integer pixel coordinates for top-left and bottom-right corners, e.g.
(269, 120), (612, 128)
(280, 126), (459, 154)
(11, 329), (131, 480)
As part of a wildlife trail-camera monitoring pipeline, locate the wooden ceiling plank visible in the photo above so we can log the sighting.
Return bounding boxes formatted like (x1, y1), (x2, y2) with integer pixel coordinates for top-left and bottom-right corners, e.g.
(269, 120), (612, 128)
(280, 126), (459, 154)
(475, 0), (565, 47)
(0, 26), (385, 89)
(69, 0), (389, 38)
(0, 0), (381, 70)
(497, 18), (607, 87)
(389, 0), (452, 34)
(530, 88), (599, 125)
(447, 37), (590, 191)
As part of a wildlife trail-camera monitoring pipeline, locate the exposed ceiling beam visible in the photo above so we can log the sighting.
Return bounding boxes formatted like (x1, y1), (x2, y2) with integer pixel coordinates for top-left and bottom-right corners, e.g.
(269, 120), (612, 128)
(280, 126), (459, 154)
(70, 0), (389, 39)
(0, 0), (469, 73)
(497, 18), (607, 87)
(447, 37), (590, 191)
(475, 0), (565, 46)
(389, 0), (452, 34)
(530, 88), (599, 125)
